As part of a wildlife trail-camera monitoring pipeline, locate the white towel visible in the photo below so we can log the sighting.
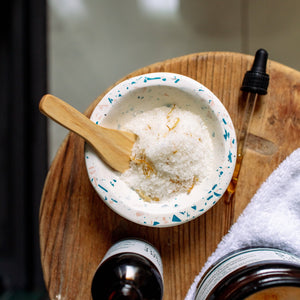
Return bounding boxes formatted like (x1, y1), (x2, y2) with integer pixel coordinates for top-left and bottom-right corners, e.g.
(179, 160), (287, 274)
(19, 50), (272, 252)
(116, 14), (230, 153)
(185, 147), (300, 300)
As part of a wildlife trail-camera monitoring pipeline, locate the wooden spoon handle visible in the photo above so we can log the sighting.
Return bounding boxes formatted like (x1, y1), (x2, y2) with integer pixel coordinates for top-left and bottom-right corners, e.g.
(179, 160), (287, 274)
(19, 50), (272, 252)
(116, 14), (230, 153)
(39, 94), (103, 143)
(39, 94), (136, 173)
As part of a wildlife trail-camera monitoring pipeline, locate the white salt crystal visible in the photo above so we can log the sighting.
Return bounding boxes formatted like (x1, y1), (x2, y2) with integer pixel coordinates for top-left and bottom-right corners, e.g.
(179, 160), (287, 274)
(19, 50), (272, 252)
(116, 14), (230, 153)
(120, 105), (214, 202)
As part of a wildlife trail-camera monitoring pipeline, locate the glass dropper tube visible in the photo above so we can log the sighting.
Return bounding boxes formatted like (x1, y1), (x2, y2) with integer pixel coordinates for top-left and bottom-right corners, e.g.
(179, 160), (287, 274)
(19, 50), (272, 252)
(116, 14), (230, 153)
(226, 49), (270, 202)
(226, 92), (258, 197)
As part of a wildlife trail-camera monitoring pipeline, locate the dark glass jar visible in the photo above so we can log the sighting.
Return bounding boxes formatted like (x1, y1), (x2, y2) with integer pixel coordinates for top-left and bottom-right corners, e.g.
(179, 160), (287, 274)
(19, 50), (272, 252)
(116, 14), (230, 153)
(91, 239), (163, 300)
(194, 248), (300, 300)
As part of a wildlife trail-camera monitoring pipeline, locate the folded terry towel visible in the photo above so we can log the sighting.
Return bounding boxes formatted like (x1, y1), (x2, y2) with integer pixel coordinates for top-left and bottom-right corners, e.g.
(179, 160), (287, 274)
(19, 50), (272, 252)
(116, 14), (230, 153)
(185, 147), (300, 300)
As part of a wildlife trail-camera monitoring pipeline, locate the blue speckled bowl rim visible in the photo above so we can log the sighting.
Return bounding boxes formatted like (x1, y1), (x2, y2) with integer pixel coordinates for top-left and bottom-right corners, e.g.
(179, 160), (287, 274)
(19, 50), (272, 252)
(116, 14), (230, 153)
(85, 72), (237, 227)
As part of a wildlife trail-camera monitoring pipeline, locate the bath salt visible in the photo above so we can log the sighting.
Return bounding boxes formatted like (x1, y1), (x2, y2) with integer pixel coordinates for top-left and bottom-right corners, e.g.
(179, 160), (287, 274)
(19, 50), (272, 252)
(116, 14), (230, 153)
(120, 105), (214, 202)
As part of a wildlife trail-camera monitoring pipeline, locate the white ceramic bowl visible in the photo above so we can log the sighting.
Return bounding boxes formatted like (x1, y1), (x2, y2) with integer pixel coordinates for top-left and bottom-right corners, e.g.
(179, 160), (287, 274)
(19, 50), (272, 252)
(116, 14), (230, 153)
(85, 72), (236, 227)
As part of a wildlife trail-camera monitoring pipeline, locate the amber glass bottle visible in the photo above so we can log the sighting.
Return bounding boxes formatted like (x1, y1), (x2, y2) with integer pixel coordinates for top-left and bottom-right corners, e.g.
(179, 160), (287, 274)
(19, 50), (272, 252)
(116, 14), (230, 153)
(91, 239), (163, 300)
(195, 248), (300, 300)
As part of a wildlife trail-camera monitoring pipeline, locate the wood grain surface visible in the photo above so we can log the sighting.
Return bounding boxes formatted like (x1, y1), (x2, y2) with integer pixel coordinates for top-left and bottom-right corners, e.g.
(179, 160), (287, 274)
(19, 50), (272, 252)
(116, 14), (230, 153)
(39, 52), (300, 300)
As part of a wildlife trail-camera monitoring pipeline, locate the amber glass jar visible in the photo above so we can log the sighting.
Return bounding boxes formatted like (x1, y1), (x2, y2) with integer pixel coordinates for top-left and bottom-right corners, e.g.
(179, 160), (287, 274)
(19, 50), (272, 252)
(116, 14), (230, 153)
(194, 248), (300, 300)
(91, 239), (163, 300)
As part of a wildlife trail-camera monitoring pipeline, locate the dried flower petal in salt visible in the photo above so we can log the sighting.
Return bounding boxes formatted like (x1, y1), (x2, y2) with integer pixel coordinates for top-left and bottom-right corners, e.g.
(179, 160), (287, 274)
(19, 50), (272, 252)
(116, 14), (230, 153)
(120, 106), (214, 202)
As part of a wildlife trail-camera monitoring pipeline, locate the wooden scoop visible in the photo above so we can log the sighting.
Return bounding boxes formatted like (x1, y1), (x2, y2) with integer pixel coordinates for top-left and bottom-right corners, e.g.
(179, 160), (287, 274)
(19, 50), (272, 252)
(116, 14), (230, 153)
(39, 94), (136, 173)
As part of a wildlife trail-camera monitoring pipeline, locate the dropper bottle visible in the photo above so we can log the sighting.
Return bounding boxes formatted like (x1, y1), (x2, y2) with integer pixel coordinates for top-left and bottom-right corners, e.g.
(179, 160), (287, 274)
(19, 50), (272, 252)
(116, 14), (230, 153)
(226, 49), (270, 200)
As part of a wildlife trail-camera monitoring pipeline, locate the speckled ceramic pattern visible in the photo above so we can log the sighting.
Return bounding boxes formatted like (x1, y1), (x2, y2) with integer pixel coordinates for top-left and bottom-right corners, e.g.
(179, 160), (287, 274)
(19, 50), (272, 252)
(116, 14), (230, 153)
(85, 72), (236, 227)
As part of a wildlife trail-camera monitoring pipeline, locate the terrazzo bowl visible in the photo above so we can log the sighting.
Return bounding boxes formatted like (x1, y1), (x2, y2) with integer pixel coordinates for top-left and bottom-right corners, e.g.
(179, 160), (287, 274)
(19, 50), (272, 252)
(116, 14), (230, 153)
(85, 72), (236, 227)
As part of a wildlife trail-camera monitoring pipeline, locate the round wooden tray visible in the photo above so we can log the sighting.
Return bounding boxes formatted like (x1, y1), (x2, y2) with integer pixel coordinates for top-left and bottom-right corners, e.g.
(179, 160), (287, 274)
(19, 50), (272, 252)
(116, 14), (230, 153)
(40, 52), (300, 299)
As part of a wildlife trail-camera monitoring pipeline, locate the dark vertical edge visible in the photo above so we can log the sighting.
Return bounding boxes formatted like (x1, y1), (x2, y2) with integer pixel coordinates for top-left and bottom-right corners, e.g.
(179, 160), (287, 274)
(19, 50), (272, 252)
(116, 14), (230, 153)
(25, 0), (49, 291)
(0, 0), (48, 292)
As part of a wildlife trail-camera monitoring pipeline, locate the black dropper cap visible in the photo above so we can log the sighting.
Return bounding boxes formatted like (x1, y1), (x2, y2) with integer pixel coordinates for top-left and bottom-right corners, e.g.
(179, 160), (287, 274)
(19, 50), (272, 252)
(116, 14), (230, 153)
(241, 49), (270, 95)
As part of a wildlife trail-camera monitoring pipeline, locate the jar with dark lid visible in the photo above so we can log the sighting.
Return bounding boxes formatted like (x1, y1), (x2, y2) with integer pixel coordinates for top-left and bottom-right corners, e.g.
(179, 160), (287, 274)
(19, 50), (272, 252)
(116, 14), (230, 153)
(194, 248), (300, 300)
